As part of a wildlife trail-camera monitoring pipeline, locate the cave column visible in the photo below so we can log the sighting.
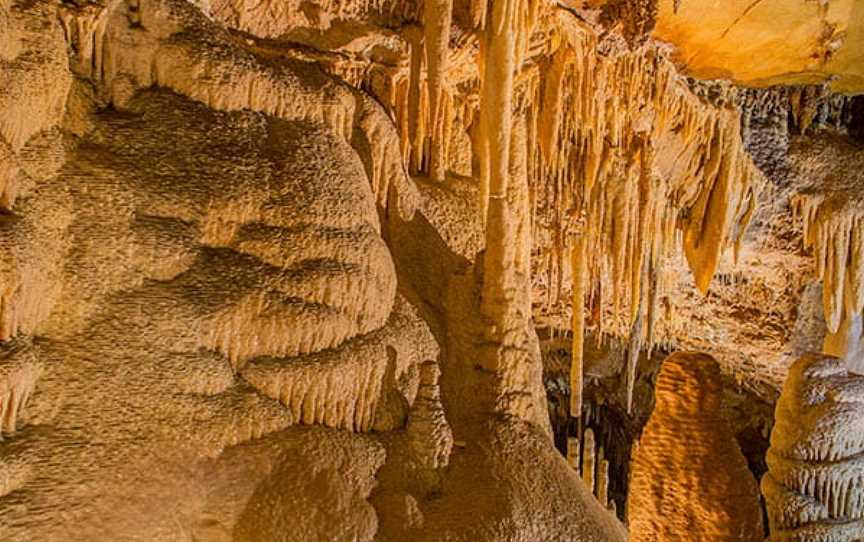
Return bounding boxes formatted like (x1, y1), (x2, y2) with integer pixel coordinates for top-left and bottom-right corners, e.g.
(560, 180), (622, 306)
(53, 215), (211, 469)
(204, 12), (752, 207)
(478, 0), (518, 325)
(475, 0), (549, 433)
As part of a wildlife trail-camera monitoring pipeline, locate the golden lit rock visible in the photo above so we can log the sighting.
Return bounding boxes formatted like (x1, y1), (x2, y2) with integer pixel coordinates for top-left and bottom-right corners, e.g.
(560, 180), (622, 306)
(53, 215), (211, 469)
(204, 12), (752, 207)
(654, 0), (864, 92)
(764, 354), (864, 540)
(628, 352), (764, 541)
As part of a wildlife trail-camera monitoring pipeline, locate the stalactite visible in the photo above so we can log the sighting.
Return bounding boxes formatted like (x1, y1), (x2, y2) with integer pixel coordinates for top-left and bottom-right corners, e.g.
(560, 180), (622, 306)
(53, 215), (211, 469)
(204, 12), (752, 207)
(683, 117), (755, 294)
(58, 3), (109, 81)
(423, 0), (453, 182)
(570, 229), (587, 417)
(470, 0), (487, 29)
(407, 25), (425, 175)
(478, 0), (518, 321)
(539, 45), (571, 164)
(797, 200), (849, 331)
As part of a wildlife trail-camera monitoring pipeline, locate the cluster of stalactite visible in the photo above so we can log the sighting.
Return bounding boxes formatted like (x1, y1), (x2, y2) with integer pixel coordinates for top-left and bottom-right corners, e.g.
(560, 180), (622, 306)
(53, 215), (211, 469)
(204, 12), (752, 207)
(374, 1), (763, 417)
(528, 36), (762, 415)
(790, 132), (864, 361)
(786, 85), (858, 136)
(795, 193), (864, 338)
(267, 0), (763, 417)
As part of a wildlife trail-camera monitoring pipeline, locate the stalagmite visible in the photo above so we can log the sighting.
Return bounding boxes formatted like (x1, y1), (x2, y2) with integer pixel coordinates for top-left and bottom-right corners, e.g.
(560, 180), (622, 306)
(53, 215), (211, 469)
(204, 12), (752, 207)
(763, 354), (864, 541)
(625, 306), (643, 415)
(597, 458), (609, 507)
(567, 435), (581, 469)
(582, 427), (596, 494)
(404, 361), (455, 470)
(628, 352), (764, 541)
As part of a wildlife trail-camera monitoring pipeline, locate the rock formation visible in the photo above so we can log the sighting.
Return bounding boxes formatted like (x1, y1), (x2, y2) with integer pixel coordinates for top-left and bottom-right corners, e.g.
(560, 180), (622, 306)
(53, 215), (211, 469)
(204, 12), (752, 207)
(627, 352), (764, 540)
(763, 353), (864, 541)
(0, 78), (445, 537)
(0, 0), (862, 539)
(791, 133), (864, 366)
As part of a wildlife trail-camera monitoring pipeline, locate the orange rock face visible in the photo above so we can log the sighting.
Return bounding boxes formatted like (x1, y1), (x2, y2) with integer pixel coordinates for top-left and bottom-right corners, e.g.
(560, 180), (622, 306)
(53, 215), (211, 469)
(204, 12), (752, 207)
(654, 0), (864, 92)
(628, 352), (764, 541)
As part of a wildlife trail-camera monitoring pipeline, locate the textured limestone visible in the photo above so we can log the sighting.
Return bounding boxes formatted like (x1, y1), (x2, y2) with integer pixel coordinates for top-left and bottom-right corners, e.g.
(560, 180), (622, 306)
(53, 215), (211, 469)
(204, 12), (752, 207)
(628, 352), (764, 540)
(0, 64), (439, 541)
(763, 354), (864, 541)
(0, 342), (40, 439)
(0, 0), (71, 208)
(241, 296), (437, 432)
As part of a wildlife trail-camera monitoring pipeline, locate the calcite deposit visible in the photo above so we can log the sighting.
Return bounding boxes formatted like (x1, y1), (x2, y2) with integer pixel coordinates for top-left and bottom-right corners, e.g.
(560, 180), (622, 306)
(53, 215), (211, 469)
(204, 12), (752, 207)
(627, 352), (764, 541)
(764, 354), (864, 541)
(0, 0), (862, 539)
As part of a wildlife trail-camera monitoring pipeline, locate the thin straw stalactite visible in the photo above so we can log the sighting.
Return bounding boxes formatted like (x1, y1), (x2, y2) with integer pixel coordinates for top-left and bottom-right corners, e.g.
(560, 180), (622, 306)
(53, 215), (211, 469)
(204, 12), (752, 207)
(570, 226), (586, 418)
